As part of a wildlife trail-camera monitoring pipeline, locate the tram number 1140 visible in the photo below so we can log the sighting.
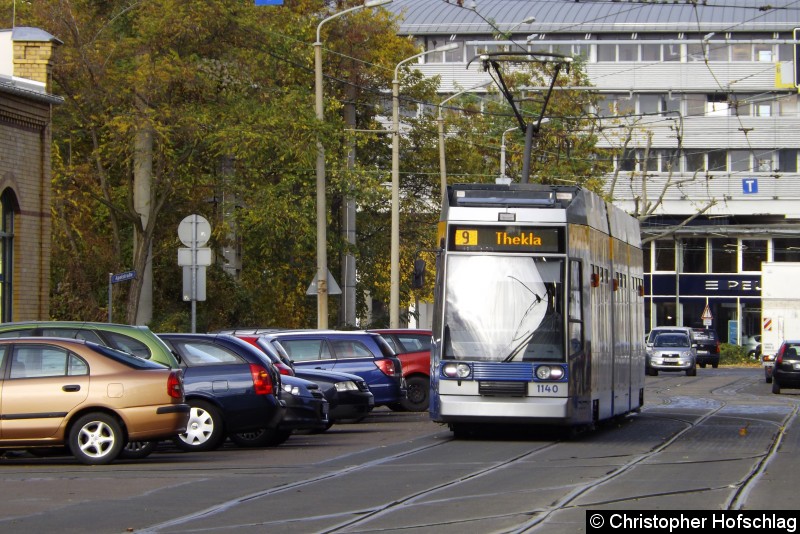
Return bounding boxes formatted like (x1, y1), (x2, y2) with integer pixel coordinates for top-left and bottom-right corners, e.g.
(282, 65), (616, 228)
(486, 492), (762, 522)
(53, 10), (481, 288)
(533, 383), (561, 396)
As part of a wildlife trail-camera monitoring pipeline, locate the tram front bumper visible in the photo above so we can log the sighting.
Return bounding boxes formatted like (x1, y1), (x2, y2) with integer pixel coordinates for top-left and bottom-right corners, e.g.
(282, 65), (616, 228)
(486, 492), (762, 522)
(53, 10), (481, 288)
(438, 395), (569, 422)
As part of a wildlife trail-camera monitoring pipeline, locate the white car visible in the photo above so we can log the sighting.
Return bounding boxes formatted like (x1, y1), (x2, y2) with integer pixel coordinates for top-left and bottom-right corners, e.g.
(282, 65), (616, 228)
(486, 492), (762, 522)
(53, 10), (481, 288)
(744, 335), (761, 359)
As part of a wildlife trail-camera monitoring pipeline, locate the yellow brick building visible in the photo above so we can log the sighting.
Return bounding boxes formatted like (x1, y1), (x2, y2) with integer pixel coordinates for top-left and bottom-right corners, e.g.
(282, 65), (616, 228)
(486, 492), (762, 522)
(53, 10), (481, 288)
(0, 27), (62, 321)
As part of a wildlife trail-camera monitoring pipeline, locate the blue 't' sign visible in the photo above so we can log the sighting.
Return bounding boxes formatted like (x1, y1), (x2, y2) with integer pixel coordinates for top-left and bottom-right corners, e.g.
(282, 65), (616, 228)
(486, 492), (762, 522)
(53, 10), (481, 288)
(742, 178), (758, 194)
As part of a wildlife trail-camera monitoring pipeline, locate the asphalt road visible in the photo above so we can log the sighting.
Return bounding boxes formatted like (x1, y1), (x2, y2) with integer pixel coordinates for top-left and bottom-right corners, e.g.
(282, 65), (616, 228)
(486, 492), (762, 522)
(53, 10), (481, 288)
(0, 367), (797, 534)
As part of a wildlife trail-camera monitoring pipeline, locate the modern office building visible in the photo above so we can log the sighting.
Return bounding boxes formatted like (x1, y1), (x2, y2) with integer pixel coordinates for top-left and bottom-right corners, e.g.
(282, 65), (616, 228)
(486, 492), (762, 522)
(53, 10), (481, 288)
(386, 0), (800, 342)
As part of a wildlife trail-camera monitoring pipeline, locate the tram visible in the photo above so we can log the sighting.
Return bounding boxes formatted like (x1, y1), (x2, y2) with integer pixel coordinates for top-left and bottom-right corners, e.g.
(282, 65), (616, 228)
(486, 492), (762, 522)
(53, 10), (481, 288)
(430, 183), (645, 433)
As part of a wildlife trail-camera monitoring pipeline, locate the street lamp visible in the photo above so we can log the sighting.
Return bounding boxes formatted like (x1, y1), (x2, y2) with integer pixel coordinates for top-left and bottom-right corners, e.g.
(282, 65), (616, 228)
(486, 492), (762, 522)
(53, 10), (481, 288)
(390, 42), (458, 328)
(313, 0), (392, 329)
(438, 80), (492, 204)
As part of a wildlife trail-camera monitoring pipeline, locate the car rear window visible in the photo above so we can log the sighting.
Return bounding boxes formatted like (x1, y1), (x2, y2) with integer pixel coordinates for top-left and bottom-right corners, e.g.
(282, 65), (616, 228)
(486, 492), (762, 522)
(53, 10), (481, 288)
(90, 342), (167, 369)
(331, 340), (373, 359)
(373, 335), (397, 359)
(692, 330), (717, 342)
(173, 341), (245, 366)
(397, 334), (431, 352)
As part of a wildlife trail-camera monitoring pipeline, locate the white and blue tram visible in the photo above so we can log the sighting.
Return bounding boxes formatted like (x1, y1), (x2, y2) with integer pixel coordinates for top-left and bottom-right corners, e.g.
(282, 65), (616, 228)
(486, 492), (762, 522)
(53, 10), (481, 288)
(430, 183), (645, 433)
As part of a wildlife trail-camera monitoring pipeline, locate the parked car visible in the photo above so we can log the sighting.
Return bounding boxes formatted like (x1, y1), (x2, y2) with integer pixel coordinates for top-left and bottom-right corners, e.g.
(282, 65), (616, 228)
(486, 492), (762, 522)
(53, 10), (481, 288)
(0, 337), (189, 464)
(0, 321), (180, 368)
(236, 334), (375, 425)
(646, 331), (697, 376)
(770, 339), (800, 394)
(745, 335), (762, 359)
(158, 333), (286, 451)
(370, 329), (431, 412)
(646, 326), (695, 346)
(259, 330), (405, 407)
(691, 328), (720, 368)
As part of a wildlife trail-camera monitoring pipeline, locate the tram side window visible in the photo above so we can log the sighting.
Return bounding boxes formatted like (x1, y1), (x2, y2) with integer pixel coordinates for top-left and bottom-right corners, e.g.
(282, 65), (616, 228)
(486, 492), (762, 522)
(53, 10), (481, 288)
(569, 260), (583, 355)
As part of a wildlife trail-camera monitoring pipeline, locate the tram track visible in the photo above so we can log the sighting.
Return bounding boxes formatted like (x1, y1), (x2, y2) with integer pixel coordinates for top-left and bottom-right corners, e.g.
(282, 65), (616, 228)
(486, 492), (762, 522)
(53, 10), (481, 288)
(97, 373), (800, 533)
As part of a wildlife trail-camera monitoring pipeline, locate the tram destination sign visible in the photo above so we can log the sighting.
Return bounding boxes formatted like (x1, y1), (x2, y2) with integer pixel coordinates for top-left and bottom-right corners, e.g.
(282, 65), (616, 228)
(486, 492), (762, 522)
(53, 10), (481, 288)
(449, 225), (563, 253)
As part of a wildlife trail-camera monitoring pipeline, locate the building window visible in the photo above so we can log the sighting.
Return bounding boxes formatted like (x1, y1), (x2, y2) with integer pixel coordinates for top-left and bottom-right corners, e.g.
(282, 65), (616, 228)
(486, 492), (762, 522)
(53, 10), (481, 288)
(682, 238), (707, 273)
(773, 238), (800, 262)
(711, 238), (737, 273)
(708, 150), (727, 171)
(779, 149), (798, 172)
(0, 190), (15, 322)
(654, 239), (675, 271)
(659, 149), (680, 173)
(755, 150), (774, 172)
(618, 148), (636, 171)
(685, 150), (705, 172)
(742, 239), (767, 271)
(730, 150), (751, 172)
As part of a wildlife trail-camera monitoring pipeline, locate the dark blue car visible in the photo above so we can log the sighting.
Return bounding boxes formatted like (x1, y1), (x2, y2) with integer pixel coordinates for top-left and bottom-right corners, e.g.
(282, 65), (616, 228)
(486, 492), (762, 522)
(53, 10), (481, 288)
(158, 333), (287, 451)
(260, 331), (405, 407)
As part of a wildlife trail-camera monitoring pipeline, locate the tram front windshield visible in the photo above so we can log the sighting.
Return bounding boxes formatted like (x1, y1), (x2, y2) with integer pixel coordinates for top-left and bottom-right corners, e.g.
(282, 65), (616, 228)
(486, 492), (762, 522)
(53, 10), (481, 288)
(443, 255), (564, 362)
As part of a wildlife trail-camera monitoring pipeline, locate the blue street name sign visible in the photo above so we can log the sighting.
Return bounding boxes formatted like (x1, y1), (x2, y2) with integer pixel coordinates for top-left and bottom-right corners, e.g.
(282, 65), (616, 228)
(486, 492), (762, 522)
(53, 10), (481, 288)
(254, 0), (283, 5)
(111, 270), (136, 284)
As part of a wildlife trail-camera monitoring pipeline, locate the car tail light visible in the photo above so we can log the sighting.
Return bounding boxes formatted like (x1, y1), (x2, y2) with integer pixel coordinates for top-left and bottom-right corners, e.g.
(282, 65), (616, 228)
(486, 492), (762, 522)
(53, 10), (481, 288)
(776, 345), (785, 365)
(276, 363), (294, 376)
(250, 363), (274, 395)
(167, 370), (184, 399)
(375, 358), (398, 377)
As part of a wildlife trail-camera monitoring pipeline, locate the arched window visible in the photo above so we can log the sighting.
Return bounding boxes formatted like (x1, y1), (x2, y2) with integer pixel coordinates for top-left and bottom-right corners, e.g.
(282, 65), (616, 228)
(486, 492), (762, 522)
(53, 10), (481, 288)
(0, 189), (16, 321)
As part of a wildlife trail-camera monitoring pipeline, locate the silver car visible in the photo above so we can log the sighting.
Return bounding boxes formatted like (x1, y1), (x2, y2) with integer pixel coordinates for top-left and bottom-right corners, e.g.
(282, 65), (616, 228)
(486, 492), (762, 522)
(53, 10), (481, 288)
(646, 332), (697, 377)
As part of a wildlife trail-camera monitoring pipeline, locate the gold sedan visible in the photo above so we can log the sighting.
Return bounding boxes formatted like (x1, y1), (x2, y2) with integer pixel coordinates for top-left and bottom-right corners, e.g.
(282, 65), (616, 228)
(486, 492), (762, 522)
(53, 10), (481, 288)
(0, 337), (189, 464)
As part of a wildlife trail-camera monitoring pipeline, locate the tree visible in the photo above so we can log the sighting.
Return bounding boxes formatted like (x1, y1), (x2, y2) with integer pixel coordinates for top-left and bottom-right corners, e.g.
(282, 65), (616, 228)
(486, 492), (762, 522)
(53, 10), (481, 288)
(20, 0), (428, 329)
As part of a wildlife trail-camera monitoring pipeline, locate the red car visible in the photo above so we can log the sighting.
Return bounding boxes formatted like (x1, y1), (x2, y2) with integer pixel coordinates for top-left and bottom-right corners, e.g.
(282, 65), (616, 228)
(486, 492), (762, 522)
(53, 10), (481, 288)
(370, 329), (431, 412)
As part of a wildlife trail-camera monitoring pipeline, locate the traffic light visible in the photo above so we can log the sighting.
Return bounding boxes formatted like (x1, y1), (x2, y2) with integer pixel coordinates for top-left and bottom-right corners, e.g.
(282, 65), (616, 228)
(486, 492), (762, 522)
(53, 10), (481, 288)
(411, 259), (426, 289)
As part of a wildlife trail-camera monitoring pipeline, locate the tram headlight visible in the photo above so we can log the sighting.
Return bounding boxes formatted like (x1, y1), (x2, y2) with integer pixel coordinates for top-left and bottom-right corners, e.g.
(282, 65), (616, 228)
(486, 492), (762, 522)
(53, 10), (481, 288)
(442, 362), (471, 379)
(535, 365), (565, 380)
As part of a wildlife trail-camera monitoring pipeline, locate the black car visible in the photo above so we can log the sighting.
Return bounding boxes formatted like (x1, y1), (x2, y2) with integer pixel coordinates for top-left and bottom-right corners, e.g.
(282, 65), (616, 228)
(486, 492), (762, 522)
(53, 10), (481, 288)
(157, 333), (291, 451)
(691, 328), (720, 368)
(246, 337), (375, 426)
(771, 340), (800, 394)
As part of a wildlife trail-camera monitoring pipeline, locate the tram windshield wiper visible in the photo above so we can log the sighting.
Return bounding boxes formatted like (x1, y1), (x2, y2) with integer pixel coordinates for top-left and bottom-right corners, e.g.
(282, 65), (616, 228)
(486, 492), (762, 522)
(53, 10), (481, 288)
(503, 276), (543, 362)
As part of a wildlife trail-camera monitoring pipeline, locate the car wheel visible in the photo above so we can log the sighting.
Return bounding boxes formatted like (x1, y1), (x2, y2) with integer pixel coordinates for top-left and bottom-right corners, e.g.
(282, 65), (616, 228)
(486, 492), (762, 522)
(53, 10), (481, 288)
(647, 368), (658, 376)
(120, 441), (158, 460)
(765, 369), (773, 383)
(386, 403), (406, 412)
(400, 376), (430, 412)
(686, 366), (697, 377)
(772, 379), (781, 394)
(68, 412), (124, 465)
(699, 363), (707, 368)
(711, 362), (718, 369)
(174, 401), (225, 452)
